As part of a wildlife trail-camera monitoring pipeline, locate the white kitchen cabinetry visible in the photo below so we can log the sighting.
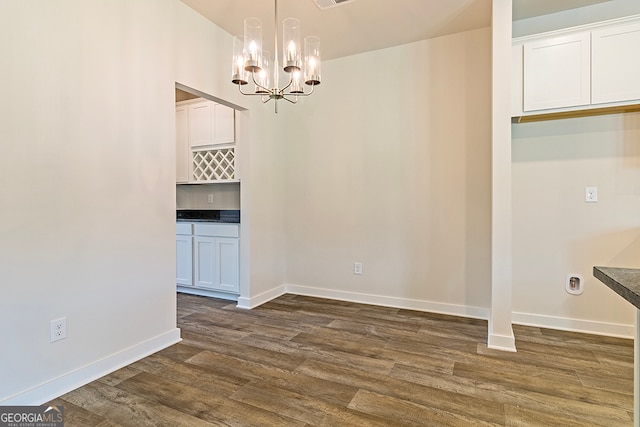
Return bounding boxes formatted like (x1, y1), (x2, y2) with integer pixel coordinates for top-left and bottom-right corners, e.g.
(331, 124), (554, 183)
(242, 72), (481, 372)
(188, 101), (213, 148)
(214, 103), (235, 144)
(511, 44), (524, 117)
(193, 235), (239, 293)
(175, 104), (189, 184)
(591, 21), (640, 104)
(177, 222), (239, 297)
(175, 223), (193, 286)
(188, 100), (235, 148)
(523, 32), (590, 112)
(513, 15), (640, 121)
(193, 235), (216, 289)
(214, 237), (240, 293)
(175, 98), (237, 183)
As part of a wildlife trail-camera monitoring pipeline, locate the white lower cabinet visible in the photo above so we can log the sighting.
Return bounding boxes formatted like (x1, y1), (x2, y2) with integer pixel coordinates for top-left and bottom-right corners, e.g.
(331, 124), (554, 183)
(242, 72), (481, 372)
(176, 234), (193, 286)
(176, 222), (240, 296)
(193, 235), (216, 289)
(176, 223), (193, 286)
(193, 236), (239, 292)
(215, 237), (240, 293)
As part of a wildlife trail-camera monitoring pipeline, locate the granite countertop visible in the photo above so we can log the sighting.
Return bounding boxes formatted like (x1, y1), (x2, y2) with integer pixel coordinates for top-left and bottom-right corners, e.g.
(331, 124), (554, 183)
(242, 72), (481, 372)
(593, 266), (640, 309)
(176, 209), (240, 223)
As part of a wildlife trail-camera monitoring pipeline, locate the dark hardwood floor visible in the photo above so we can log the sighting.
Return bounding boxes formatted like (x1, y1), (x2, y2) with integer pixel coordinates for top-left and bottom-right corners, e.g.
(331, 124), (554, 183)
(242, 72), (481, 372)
(49, 293), (634, 426)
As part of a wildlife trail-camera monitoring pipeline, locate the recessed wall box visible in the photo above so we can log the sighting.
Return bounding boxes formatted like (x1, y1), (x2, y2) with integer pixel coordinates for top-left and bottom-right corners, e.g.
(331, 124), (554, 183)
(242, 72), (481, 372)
(566, 274), (584, 295)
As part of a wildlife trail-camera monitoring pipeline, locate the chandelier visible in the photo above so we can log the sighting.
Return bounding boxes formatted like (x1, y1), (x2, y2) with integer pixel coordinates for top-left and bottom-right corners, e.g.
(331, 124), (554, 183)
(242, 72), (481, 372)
(231, 0), (321, 113)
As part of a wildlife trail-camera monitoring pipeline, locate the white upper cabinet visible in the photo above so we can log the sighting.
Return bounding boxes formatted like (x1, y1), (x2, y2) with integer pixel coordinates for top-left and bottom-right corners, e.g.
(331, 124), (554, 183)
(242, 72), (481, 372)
(175, 104), (189, 183)
(176, 97), (238, 184)
(591, 21), (640, 104)
(188, 100), (235, 148)
(523, 32), (591, 112)
(188, 101), (214, 148)
(513, 15), (640, 119)
(511, 44), (524, 117)
(213, 103), (235, 145)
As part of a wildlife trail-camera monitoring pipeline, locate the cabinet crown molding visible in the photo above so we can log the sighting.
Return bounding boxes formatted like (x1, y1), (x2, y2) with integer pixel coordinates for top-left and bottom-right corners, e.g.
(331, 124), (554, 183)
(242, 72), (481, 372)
(513, 14), (640, 44)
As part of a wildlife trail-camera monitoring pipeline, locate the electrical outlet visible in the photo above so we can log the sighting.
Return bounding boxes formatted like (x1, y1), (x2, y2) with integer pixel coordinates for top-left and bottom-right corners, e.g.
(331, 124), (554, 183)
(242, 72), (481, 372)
(50, 317), (67, 342)
(354, 262), (363, 275)
(585, 187), (598, 203)
(207, 194), (214, 204)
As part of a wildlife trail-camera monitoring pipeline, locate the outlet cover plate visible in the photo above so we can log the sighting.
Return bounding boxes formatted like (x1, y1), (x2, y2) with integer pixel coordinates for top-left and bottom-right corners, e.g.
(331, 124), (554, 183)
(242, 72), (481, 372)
(354, 262), (363, 275)
(50, 317), (67, 342)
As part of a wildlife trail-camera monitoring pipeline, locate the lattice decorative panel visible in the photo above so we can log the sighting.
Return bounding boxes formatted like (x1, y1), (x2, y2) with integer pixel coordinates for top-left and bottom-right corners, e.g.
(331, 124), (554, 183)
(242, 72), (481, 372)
(192, 148), (235, 181)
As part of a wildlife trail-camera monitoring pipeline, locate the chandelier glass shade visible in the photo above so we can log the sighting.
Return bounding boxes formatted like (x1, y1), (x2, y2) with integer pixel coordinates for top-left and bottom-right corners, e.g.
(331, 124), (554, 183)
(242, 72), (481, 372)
(231, 0), (321, 112)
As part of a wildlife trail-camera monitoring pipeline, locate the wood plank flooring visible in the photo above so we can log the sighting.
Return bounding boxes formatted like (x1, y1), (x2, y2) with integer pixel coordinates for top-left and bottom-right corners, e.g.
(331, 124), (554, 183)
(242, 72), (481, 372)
(48, 293), (634, 426)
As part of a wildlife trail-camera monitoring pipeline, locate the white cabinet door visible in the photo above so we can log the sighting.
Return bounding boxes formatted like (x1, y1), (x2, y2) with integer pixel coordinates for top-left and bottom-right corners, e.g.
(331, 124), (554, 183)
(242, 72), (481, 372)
(188, 101), (213, 148)
(523, 32), (590, 111)
(194, 235), (216, 289)
(213, 104), (235, 145)
(592, 22), (640, 104)
(193, 235), (239, 292)
(214, 237), (239, 293)
(176, 234), (193, 286)
(188, 100), (235, 148)
(175, 105), (190, 183)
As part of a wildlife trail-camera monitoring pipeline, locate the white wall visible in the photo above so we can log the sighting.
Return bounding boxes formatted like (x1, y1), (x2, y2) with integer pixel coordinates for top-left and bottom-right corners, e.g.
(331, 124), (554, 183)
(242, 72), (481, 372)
(512, 113), (640, 335)
(0, 0), (286, 403)
(0, 0), (178, 403)
(237, 108), (288, 308)
(282, 28), (493, 317)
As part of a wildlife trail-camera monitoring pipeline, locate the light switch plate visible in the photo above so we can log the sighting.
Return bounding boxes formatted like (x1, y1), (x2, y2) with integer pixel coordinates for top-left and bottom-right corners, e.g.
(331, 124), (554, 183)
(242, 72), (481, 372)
(585, 187), (598, 203)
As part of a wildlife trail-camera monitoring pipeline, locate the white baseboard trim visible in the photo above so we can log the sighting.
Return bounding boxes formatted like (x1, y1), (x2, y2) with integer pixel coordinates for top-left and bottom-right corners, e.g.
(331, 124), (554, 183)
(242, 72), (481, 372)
(487, 317), (517, 352)
(233, 285), (634, 340)
(237, 285), (286, 309)
(285, 284), (490, 320)
(512, 311), (634, 339)
(1, 328), (181, 406)
(487, 332), (517, 352)
(487, 316), (516, 352)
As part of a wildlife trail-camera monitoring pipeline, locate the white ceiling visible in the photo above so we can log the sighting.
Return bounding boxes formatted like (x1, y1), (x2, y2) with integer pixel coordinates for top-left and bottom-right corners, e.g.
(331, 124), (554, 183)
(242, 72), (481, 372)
(179, 0), (612, 60)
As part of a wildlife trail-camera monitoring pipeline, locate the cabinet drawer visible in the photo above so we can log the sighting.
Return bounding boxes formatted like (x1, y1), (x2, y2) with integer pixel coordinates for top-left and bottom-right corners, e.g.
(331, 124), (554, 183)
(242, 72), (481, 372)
(194, 223), (239, 238)
(176, 222), (192, 235)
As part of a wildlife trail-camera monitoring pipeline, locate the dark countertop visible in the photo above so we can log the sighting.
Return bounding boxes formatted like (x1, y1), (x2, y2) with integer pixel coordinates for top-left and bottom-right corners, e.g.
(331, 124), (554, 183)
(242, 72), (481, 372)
(593, 266), (640, 310)
(176, 209), (240, 223)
